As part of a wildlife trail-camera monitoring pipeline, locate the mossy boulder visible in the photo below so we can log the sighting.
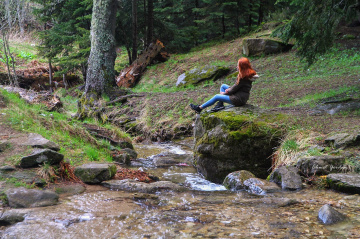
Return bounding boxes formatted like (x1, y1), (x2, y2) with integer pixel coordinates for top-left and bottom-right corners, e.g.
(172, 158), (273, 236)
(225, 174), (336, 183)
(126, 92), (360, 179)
(296, 155), (346, 175)
(242, 38), (293, 56)
(324, 132), (360, 149)
(194, 105), (284, 183)
(74, 163), (117, 184)
(326, 173), (360, 194)
(269, 166), (302, 190)
(176, 65), (230, 87)
(243, 178), (281, 195)
(223, 170), (255, 191)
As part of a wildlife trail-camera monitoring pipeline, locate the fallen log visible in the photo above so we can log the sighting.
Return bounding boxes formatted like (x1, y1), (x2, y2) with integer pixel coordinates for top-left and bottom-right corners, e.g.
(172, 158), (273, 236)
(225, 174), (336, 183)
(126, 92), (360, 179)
(116, 40), (166, 88)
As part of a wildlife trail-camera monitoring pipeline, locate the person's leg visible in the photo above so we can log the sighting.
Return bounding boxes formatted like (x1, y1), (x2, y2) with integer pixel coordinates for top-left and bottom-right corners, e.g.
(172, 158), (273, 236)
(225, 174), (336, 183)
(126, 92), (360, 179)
(201, 94), (232, 109)
(220, 84), (230, 93)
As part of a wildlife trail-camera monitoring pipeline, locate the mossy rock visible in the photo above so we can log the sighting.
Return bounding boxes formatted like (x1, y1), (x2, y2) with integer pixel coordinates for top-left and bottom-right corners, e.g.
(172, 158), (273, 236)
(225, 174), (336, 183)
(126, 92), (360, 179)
(326, 173), (360, 194)
(242, 38), (293, 56)
(74, 163), (117, 184)
(176, 65), (230, 87)
(223, 170), (255, 191)
(194, 105), (284, 183)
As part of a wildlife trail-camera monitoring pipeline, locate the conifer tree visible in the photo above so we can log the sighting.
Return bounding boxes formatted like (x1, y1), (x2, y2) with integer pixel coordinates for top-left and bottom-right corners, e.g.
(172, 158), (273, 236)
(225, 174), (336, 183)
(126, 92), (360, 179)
(273, 0), (359, 65)
(33, 0), (92, 81)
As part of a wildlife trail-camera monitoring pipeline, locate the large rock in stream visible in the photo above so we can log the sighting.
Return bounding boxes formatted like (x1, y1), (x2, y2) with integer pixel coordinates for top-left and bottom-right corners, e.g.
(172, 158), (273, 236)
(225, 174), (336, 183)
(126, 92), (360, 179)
(269, 166), (302, 190)
(102, 179), (186, 193)
(194, 105), (283, 183)
(223, 170), (255, 191)
(6, 187), (59, 208)
(0, 209), (29, 225)
(74, 163), (117, 184)
(326, 173), (360, 194)
(318, 204), (347, 225)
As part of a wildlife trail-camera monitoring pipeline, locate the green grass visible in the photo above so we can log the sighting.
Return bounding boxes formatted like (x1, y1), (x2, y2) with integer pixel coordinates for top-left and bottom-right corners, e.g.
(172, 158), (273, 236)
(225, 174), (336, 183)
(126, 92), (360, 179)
(0, 89), (131, 166)
(4, 177), (35, 189)
(282, 139), (299, 151)
(279, 85), (359, 107)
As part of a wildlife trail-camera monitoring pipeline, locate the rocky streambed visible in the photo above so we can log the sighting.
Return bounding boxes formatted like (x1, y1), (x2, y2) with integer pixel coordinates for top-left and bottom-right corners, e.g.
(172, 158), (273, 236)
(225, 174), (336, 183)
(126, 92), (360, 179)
(1, 141), (360, 239)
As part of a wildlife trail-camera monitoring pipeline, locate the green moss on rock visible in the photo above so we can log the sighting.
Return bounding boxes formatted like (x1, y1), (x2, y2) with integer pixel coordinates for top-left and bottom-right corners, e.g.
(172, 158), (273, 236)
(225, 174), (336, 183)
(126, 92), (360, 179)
(194, 105), (284, 183)
(178, 65), (230, 87)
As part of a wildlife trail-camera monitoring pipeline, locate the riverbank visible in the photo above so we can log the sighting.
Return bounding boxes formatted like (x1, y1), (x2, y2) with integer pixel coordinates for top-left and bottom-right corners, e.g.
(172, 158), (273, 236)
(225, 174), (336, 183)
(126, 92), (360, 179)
(0, 141), (359, 238)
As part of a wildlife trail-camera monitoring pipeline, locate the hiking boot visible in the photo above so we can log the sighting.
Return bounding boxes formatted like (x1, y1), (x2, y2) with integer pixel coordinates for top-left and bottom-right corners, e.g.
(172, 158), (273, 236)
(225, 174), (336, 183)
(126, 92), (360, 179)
(210, 101), (225, 112)
(190, 104), (202, 114)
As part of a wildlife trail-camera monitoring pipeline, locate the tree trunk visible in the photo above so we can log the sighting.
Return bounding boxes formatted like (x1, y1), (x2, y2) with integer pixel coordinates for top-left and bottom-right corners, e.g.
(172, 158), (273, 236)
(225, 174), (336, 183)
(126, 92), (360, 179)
(2, 32), (13, 86)
(77, 0), (118, 121)
(147, 0), (154, 45)
(81, 63), (87, 83)
(116, 40), (165, 88)
(5, 0), (12, 29)
(258, 3), (263, 25)
(235, 1), (240, 35)
(222, 13), (225, 38)
(48, 59), (53, 92)
(85, 0), (118, 96)
(131, 0), (138, 63)
(143, 0), (147, 48)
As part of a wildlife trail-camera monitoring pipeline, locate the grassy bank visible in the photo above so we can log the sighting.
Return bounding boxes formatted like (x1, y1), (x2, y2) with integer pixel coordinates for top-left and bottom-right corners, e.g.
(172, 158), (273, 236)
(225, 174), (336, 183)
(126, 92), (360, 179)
(1, 28), (359, 165)
(0, 88), (131, 166)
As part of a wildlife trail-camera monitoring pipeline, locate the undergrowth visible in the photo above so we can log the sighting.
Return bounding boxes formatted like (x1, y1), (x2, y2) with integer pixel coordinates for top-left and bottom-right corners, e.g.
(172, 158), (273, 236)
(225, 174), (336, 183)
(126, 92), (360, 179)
(0, 88), (130, 165)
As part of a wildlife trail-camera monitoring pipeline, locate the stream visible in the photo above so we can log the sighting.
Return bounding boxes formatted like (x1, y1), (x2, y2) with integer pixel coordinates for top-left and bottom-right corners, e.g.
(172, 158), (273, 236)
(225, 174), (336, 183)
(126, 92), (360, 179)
(1, 139), (360, 238)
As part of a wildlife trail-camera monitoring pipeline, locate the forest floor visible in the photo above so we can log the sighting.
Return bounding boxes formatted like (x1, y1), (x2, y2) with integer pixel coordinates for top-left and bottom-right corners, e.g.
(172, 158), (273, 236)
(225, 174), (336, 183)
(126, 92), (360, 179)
(115, 24), (360, 141)
(0, 24), (359, 148)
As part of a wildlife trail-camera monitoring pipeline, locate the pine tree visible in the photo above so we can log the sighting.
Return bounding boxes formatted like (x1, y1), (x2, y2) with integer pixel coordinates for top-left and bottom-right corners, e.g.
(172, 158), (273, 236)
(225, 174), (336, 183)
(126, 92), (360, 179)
(273, 0), (359, 65)
(33, 0), (92, 81)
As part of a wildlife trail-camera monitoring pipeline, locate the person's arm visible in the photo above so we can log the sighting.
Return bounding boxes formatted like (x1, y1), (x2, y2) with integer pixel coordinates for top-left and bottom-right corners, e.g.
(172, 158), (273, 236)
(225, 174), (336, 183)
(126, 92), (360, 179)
(225, 83), (242, 95)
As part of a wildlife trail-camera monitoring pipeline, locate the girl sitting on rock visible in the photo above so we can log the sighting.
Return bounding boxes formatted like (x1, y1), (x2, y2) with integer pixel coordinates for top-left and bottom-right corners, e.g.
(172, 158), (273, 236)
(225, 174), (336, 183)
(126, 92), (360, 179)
(190, 57), (258, 113)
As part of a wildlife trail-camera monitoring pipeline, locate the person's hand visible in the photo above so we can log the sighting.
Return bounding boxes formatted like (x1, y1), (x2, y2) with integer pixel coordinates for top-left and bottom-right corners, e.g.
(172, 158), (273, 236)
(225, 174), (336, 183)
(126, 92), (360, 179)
(220, 92), (225, 95)
(225, 89), (229, 94)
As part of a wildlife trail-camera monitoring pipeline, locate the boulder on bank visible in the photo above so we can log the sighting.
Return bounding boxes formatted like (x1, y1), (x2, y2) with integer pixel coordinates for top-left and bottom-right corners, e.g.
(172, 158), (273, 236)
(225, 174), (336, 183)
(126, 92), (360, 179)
(0, 169), (45, 186)
(20, 148), (64, 168)
(111, 147), (138, 165)
(243, 178), (281, 195)
(296, 155), (346, 176)
(326, 173), (360, 194)
(176, 65), (230, 87)
(23, 133), (60, 151)
(223, 170), (255, 191)
(318, 204), (347, 225)
(6, 187), (59, 208)
(193, 105), (283, 183)
(324, 132), (360, 149)
(242, 38), (293, 56)
(74, 163), (117, 184)
(101, 179), (186, 193)
(269, 166), (302, 190)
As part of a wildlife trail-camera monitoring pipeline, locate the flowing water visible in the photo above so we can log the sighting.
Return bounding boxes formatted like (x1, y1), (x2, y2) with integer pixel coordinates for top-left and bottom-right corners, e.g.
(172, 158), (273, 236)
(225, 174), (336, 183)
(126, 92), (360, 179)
(1, 140), (360, 239)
